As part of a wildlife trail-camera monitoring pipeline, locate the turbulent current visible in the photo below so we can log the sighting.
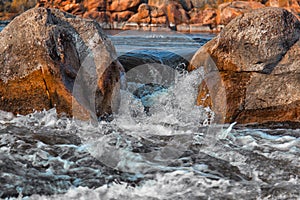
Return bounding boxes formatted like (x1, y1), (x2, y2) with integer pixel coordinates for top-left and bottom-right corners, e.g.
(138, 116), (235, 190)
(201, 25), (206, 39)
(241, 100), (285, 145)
(0, 30), (300, 200)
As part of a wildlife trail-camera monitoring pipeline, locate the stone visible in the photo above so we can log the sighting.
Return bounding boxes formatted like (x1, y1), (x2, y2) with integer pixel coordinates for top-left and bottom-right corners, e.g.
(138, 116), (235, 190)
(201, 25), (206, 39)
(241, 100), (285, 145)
(151, 16), (167, 24)
(189, 8), (217, 26)
(216, 1), (265, 25)
(266, 0), (300, 13)
(128, 4), (168, 25)
(108, 0), (142, 12)
(166, 2), (190, 25)
(189, 24), (214, 32)
(137, 3), (151, 19)
(37, 0), (84, 15)
(189, 7), (300, 124)
(0, 8), (122, 119)
(83, 0), (106, 12)
(127, 3), (151, 24)
(203, 7), (300, 73)
(148, 0), (166, 8)
(111, 11), (135, 22)
(150, 6), (165, 18)
(83, 10), (111, 23)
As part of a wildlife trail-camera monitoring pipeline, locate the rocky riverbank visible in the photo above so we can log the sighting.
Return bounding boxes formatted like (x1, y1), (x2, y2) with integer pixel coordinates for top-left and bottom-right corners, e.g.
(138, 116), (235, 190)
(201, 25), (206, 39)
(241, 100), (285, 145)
(1, 0), (300, 32)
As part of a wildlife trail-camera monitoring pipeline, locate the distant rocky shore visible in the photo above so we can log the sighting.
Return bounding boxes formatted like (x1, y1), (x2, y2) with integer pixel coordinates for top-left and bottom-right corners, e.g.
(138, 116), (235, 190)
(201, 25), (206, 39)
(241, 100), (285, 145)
(1, 0), (300, 32)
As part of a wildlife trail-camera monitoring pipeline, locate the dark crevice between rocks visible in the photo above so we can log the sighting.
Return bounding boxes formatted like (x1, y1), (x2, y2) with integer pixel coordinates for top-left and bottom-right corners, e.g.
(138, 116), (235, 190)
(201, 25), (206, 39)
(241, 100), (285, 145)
(40, 69), (53, 108)
(225, 72), (254, 123)
(127, 5), (140, 13)
(261, 56), (283, 74)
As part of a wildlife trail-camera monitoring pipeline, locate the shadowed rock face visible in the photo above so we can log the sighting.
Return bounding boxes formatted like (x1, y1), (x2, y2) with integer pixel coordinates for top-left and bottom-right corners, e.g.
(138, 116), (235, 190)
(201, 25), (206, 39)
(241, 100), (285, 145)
(189, 7), (300, 124)
(0, 7), (121, 119)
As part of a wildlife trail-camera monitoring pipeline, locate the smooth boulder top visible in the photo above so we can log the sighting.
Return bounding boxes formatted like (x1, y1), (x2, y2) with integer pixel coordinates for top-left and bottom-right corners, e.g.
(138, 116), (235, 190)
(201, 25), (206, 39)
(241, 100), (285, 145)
(0, 7), (116, 82)
(199, 7), (300, 73)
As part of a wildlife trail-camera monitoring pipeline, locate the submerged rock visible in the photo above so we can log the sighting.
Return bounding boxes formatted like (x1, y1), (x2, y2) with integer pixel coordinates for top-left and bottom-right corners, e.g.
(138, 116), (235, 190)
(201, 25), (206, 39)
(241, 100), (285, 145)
(189, 7), (300, 124)
(0, 8), (122, 119)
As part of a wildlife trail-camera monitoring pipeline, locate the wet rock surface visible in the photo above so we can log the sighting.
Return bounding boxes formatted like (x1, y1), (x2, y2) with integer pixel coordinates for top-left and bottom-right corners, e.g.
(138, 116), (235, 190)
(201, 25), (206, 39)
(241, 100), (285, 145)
(190, 7), (300, 124)
(0, 7), (121, 119)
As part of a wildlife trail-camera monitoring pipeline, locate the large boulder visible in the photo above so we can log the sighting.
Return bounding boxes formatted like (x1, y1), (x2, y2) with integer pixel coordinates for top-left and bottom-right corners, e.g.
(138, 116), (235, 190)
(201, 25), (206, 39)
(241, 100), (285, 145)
(189, 7), (300, 124)
(108, 0), (142, 12)
(0, 7), (122, 119)
(216, 1), (265, 25)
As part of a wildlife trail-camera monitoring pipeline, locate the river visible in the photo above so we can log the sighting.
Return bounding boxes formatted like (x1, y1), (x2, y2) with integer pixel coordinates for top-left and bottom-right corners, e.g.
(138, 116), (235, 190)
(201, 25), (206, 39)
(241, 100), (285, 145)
(0, 28), (299, 199)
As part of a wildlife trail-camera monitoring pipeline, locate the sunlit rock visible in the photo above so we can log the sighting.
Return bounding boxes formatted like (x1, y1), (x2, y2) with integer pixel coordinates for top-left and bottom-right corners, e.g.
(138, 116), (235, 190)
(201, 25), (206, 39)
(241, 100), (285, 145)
(216, 1), (265, 25)
(0, 7), (121, 119)
(108, 0), (142, 12)
(189, 7), (300, 124)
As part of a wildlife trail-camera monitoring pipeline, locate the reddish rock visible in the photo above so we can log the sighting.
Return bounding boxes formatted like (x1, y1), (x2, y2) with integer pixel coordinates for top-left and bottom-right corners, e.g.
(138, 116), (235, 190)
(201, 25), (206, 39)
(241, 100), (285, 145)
(128, 3), (151, 24)
(127, 3), (168, 25)
(83, 0), (106, 12)
(34, 0), (300, 32)
(137, 3), (151, 18)
(62, 3), (81, 13)
(166, 2), (189, 25)
(111, 11), (135, 22)
(108, 0), (142, 12)
(83, 10), (111, 22)
(189, 7), (300, 124)
(150, 6), (165, 18)
(148, 0), (166, 8)
(179, 0), (193, 10)
(216, 1), (265, 25)
(128, 4), (151, 23)
(266, 0), (300, 13)
(189, 8), (217, 26)
(37, 0), (84, 15)
(151, 16), (167, 24)
(176, 23), (190, 32)
(0, 8), (121, 119)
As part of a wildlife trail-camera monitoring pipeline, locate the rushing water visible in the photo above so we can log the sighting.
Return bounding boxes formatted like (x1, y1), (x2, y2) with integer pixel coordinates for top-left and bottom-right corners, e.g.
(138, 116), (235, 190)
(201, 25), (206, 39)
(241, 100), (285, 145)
(0, 29), (300, 200)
